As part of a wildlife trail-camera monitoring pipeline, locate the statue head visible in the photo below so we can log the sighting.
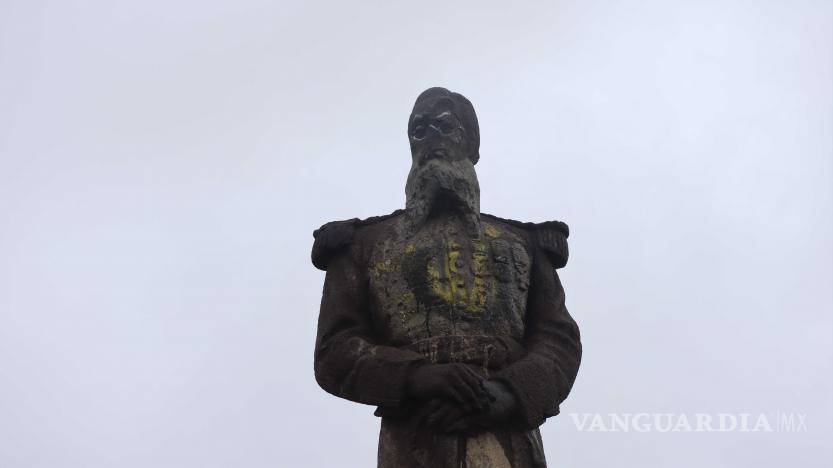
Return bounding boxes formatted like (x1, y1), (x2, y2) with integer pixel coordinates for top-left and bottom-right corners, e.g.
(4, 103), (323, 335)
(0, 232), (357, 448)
(405, 88), (481, 234)
(407, 87), (480, 166)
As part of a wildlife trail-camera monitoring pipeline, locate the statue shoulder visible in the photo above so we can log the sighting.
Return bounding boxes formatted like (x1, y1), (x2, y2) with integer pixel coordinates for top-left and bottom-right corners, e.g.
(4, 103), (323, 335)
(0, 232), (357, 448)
(481, 213), (570, 269)
(311, 210), (405, 271)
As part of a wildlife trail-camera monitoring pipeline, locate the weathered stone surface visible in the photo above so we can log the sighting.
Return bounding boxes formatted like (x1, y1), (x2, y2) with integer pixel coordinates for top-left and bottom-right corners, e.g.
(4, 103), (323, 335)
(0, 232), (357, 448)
(312, 88), (581, 467)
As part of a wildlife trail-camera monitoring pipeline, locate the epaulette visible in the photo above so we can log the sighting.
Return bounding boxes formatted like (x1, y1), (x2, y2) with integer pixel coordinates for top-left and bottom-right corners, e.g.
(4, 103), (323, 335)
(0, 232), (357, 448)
(311, 210), (404, 271)
(482, 213), (570, 269)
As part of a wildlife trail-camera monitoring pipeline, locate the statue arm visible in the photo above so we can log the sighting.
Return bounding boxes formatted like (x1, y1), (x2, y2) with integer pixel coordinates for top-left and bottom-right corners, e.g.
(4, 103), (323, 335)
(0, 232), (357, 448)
(491, 247), (582, 430)
(314, 249), (424, 409)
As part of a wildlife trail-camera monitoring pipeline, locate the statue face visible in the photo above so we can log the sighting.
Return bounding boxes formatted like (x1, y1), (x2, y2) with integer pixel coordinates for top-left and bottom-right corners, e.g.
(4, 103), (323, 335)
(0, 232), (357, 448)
(405, 98), (480, 230)
(408, 99), (471, 168)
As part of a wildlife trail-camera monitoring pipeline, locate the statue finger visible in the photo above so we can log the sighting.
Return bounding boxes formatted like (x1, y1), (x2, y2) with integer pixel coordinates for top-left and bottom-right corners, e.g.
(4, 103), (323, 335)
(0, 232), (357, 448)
(458, 370), (488, 406)
(440, 406), (466, 433)
(419, 399), (444, 427)
(428, 402), (456, 427)
(445, 385), (472, 412)
(445, 415), (472, 434)
(452, 376), (479, 411)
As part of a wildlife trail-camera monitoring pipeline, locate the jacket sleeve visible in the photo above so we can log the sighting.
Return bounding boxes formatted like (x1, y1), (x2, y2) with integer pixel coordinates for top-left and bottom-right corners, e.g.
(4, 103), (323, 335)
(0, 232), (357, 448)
(313, 248), (425, 408)
(491, 246), (582, 430)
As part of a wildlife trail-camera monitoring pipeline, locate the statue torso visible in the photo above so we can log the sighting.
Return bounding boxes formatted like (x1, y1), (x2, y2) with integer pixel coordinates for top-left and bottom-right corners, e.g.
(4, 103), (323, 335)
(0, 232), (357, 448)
(367, 215), (531, 353)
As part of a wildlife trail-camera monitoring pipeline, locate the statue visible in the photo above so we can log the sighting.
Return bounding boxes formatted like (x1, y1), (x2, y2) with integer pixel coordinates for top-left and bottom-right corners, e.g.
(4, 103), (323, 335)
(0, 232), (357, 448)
(311, 87), (582, 467)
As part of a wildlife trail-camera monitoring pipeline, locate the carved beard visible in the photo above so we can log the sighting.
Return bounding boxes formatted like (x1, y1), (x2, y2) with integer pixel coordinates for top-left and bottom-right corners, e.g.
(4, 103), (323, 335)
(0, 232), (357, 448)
(404, 156), (481, 236)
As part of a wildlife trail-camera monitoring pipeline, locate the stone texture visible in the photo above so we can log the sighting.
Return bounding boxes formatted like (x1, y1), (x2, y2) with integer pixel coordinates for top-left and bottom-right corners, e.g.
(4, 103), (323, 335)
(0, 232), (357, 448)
(312, 88), (581, 467)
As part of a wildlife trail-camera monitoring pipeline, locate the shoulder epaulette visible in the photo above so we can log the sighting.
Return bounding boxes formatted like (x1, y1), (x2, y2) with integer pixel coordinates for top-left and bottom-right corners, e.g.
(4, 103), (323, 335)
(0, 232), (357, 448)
(311, 210), (404, 271)
(482, 213), (570, 269)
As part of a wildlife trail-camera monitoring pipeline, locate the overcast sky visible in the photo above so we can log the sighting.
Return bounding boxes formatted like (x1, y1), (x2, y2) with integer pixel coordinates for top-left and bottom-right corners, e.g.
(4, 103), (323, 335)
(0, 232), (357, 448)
(1, 1), (831, 467)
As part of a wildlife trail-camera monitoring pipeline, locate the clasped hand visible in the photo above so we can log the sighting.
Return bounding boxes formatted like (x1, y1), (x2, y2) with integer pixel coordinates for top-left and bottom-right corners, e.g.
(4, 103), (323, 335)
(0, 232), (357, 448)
(406, 363), (517, 434)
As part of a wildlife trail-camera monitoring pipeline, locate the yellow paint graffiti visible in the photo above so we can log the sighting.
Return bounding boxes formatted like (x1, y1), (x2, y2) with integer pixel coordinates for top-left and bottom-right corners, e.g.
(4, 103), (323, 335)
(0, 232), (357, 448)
(372, 260), (390, 279)
(428, 239), (492, 313)
(484, 224), (501, 238)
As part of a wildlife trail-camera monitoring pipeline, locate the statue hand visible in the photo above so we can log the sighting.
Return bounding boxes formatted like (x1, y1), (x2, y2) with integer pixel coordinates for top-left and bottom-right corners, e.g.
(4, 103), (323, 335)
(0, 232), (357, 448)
(475, 380), (517, 424)
(422, 398), (470, 433)
(428, 380), (518, 434)
(407, 363), (488, 412)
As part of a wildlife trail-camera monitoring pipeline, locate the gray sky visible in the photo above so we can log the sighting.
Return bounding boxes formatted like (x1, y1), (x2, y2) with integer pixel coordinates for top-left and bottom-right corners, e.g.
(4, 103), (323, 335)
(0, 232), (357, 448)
(1, 1), (831, 467)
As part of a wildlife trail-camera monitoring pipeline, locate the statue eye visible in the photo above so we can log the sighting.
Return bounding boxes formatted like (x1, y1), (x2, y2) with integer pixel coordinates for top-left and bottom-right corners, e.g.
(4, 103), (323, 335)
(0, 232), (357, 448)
(438, 120), (456, 134)
(412, 125), (426, 140)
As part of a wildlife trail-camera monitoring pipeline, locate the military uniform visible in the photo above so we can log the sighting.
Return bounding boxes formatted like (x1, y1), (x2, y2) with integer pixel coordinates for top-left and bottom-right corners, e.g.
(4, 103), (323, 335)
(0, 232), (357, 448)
(312, 210), (581, 467)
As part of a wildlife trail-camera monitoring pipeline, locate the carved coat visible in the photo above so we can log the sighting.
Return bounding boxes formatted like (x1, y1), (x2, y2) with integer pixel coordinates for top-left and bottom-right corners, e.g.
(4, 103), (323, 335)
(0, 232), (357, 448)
(312, 210), (581, 467)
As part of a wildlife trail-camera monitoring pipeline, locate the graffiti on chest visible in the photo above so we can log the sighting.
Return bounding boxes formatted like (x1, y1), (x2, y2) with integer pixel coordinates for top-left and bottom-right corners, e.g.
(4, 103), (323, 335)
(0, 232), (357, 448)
(370, 237), (530, 316)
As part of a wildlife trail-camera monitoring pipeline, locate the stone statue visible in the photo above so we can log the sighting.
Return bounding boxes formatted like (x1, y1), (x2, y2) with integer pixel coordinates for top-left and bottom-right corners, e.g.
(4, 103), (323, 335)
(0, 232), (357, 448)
(311, 87), (581, 467)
